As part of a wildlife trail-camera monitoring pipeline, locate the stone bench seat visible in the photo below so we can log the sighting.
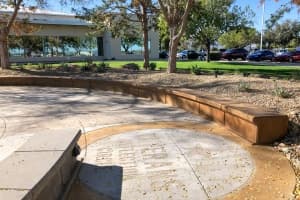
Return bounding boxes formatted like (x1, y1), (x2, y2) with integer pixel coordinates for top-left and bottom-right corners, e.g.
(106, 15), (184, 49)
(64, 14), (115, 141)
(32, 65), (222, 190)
(0, 129), (81, 200)
(164, 88), (288, 144)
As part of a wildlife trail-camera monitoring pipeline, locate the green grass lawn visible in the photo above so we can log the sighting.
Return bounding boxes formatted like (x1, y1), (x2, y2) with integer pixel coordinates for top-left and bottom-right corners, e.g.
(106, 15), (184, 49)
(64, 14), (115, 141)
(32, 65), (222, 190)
(103, 60), (300, 79)
(104, 60), (299, 69)
(11, 60), (300, 79)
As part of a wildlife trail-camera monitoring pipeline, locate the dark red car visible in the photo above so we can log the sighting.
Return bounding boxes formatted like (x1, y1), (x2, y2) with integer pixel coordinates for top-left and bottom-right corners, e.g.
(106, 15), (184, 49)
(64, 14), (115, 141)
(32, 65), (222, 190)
(221, 48), (248, 60)
(290, 51), (300, 62)
(273, 52), (293, 62)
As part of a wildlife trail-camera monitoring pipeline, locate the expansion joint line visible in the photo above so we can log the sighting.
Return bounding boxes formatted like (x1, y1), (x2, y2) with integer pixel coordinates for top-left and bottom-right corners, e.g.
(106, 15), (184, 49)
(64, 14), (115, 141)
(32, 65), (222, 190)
(0, 117), (6, 140)
(167, 132), (211, 200)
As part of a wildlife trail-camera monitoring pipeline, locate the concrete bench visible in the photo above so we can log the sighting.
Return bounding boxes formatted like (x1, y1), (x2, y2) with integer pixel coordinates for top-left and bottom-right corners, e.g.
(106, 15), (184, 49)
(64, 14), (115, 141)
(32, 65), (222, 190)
(0, 129), (81, 200)
(163, 88), (288, 144)
(0, 76), (288, 144)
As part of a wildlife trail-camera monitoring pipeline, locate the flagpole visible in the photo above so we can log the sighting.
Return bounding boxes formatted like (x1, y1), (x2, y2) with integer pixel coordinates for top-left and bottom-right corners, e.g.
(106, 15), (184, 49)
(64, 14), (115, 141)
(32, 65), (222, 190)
(260, 1), (265, 50)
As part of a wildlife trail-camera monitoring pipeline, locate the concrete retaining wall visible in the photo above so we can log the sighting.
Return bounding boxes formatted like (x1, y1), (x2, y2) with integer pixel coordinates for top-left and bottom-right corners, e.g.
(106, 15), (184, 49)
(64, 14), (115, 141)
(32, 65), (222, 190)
(0, 129), (81, 200)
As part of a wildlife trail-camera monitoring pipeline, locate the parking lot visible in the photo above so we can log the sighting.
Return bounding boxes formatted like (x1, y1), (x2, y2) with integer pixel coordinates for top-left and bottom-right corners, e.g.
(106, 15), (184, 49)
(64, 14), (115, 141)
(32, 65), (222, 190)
(218, 60), (300, 67)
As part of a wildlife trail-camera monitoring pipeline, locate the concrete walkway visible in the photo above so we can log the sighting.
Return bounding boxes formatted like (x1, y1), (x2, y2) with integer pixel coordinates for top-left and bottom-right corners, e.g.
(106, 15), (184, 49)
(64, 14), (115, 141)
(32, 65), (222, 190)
(0, 86), (204, 137)
(0, 86), (295, 200)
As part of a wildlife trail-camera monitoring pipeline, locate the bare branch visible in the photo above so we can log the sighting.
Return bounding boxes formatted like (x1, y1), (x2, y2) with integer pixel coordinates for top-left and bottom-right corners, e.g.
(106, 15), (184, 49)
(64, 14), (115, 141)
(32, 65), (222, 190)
(7, 0), (23, 31)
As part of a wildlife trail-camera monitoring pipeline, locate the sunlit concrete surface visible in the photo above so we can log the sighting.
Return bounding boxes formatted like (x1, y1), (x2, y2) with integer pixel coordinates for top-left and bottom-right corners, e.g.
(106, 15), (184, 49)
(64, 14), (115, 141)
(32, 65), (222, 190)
(80, 129), (253, 200)
(0, 86), (205, 137)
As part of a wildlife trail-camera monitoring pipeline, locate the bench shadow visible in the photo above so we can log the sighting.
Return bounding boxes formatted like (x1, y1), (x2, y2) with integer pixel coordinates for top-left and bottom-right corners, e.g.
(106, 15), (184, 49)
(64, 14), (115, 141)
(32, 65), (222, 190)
(72, 163), (123, 200)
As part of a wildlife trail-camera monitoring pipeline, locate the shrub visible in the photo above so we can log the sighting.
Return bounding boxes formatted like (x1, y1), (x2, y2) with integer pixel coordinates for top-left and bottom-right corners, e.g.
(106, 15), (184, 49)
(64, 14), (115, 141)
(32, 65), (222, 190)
(96, 62), (109, 73)
(291, 71), (300, 80)
(122, 63), (140, 70)
(84, 57), (93, 65)
(238, 81), (251, 92)
(26, 63), (33, 68)
(243, 72), (251, 77)
(38, 63), (45, 69)
(16, 63), (24, 70)
(191, 65), (202, 75)
(149, 62), (157, 71)
(59, 63), (70, 71)
(81, 65), (92, 72)
(273, 81), (293, 98)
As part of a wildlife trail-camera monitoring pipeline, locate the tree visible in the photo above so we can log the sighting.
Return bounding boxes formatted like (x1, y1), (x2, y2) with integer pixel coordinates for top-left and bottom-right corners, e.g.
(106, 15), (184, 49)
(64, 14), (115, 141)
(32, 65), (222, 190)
(0, 0), (92, 69)
(157, 14), (169, 51)
(121, 35), (142, 54)
(158, 0), (194, 73)
(265, 2), (293, 30)
(58, 36), (82, 56)
(0, 1), (23, 69)
(187, 0), (254, 62)
(263, 1), (299, 49)
(80, 36), (97, 56)
(275, 20), (300, 48)
(78, 0), (157, 70)
(264, 29), (277, 49)
(0, 0), (49, 69)
(261, 0), (300, 5)
(45, 36), (60, 56)
(219, 28), (259, 49)
(21, 36), (43, 57)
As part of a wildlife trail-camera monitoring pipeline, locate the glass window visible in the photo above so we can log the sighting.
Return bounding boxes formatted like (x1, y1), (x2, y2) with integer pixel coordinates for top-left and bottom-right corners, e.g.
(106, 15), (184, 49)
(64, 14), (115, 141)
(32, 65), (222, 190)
(8, 35), (99, 57)
(120, 37), (150, 55)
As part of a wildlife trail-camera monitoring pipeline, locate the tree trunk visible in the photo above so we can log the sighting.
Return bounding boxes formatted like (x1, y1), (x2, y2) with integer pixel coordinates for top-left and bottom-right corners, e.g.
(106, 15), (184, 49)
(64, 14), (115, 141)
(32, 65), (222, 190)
(62, 46), (66, 56)
(51, 47), (54, 57)
(158, 0), (193, 73)
(0, 28), (10, 69)
(206, 40), (211, 63)
(167, 28), (179, 73)
(142, 6), (150, 70)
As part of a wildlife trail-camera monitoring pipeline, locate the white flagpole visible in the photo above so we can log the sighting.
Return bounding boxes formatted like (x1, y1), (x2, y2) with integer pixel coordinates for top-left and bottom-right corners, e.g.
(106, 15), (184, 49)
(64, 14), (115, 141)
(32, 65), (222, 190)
(260, 1), (265, 50)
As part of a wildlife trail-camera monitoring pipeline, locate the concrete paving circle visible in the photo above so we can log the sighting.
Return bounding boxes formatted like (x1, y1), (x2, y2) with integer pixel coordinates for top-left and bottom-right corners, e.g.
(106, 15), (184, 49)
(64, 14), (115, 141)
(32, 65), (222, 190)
(80, 128), (254, 200)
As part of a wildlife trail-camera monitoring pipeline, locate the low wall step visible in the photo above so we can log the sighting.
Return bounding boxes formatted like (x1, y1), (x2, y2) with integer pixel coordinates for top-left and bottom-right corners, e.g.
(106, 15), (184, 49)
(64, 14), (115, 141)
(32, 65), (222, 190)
(0, 129), (81, 200)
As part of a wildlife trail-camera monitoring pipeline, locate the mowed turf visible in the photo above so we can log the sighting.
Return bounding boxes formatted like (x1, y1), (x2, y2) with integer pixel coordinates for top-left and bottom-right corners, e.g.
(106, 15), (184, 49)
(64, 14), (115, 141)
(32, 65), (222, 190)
(11, 60), (300, 79)
(104, 60), (300, 78)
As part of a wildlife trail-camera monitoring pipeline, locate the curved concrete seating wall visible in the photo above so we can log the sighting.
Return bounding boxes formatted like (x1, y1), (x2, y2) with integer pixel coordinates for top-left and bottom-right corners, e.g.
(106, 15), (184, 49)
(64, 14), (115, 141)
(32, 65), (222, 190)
(0, 76), (288, 144)
(0, 129), (81, 200)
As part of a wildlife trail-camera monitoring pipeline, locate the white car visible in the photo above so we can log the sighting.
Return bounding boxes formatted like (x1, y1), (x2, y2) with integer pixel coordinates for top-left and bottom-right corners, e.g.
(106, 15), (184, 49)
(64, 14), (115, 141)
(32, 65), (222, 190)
(276, 49), (288, 56)
(176, 50), (199, 60)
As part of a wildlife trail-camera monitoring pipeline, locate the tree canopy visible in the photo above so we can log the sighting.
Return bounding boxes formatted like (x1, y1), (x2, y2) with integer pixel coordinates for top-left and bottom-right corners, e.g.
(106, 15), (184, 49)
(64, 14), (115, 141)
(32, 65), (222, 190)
(0, 0), (91, 69)
(218, 28), (259, 49)
(186, 0), (254, 62)
(264, 20), (300, 48)
(78, 0), (158, 69)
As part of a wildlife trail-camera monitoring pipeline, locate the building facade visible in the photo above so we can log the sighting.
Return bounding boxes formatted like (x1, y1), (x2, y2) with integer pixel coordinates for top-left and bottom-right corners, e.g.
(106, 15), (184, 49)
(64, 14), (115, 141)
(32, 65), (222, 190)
(5, 8), (159, 62)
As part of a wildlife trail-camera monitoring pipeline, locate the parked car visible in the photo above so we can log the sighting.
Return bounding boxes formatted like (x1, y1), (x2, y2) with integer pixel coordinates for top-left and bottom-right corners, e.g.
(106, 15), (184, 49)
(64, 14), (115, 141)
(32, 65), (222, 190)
(176, 50), (199, 60)
(275, 49), (288, 56)
(221, 48), (248, 60)
(273, 51), (294, 62)
(290, 51), (300, 62)
(247, 50), (274, 61)
(159, 51), (168, 59)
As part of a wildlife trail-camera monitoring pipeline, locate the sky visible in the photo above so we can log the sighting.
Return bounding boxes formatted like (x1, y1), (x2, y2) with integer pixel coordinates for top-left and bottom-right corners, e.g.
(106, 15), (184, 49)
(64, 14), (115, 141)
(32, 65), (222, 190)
(28, 0), (299, 30)
(234, 0), (299, 29)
